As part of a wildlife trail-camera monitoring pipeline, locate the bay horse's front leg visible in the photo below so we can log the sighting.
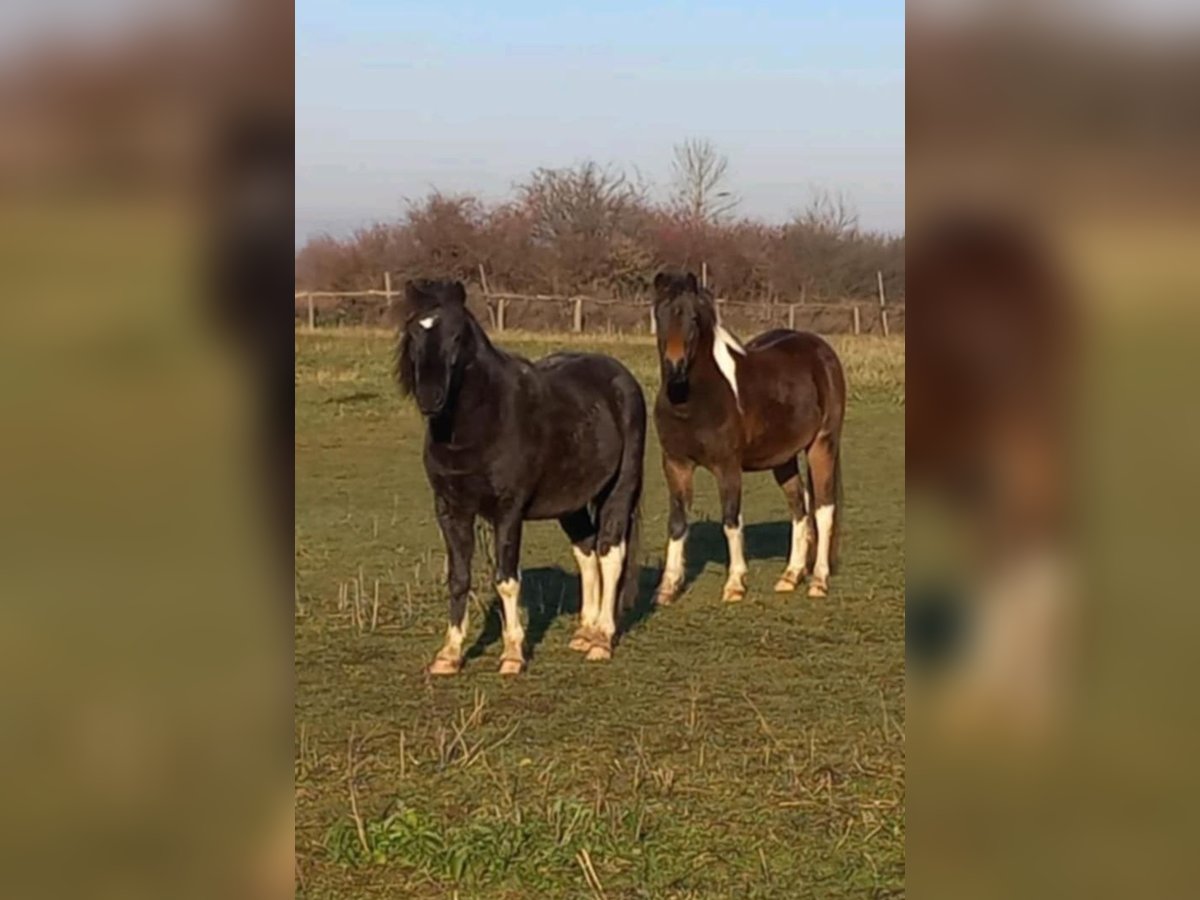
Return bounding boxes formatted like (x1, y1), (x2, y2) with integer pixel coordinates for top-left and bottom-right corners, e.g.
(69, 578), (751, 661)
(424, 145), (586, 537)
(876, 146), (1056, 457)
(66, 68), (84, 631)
(429, 505), (475, 675)
(716, 465), (748, 602)
(493, 510), (526, 675)
(656, 455), (695, 605)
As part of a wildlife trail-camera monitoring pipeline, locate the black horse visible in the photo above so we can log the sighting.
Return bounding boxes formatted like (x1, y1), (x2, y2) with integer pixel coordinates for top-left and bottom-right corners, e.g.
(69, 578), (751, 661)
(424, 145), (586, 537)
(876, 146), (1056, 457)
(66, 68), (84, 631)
(395, 279), (646, 675)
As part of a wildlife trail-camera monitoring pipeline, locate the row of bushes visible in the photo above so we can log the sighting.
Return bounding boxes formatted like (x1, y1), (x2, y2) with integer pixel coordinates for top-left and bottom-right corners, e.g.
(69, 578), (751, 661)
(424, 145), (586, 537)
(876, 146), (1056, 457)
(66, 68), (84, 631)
(295, 161), (903, 305)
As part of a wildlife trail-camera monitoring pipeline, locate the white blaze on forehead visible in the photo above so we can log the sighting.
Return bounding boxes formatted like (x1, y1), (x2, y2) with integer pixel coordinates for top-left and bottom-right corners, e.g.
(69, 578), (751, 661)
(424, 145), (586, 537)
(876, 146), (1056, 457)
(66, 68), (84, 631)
(418, 315), (437, 330)
(712, 325), (745, 410)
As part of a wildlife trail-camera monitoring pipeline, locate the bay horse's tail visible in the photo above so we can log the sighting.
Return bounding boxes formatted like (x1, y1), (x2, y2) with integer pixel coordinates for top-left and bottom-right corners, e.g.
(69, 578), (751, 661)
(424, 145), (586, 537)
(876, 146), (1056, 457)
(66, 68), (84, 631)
(618, 492), (642, 623)
(831, 444), (843, 572)
(815, 336), (847, 574)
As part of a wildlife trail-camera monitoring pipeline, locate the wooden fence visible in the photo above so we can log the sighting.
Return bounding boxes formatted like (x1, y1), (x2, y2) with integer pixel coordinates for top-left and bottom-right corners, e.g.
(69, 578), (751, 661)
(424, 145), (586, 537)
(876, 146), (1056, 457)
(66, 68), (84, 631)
(295, 272), (904, 337)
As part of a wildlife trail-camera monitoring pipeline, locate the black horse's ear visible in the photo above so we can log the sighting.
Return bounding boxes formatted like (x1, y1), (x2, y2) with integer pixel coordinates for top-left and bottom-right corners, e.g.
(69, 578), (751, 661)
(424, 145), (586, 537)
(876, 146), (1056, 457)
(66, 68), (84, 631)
(684, 272), (699, 294)
(404, 279), (424, 306)
(447, 281), (467, 307)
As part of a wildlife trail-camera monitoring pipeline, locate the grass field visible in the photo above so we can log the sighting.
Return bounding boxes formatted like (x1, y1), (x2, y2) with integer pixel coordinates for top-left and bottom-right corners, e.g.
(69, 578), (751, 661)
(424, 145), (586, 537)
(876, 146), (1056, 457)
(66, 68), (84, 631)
(296, 329), (905, 899)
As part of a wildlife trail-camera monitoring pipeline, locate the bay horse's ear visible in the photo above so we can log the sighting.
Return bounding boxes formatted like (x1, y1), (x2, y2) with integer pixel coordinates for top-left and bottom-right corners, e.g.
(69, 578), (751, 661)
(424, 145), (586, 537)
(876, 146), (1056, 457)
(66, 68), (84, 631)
(652, 271), (674, 303)
(447, 281), (467, 307)
(684, 272), (699, 294)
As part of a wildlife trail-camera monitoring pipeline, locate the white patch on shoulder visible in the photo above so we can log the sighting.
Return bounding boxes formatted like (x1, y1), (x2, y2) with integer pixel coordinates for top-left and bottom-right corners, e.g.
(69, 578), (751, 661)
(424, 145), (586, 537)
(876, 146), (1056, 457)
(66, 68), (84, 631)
(418, 315), (437, 330)
(712, 325), (745, 408)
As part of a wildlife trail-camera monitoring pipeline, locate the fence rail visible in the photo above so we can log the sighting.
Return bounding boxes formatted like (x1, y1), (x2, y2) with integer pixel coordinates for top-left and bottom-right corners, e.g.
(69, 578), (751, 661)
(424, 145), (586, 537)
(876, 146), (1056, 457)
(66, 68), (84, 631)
(295, 275), (904, 337)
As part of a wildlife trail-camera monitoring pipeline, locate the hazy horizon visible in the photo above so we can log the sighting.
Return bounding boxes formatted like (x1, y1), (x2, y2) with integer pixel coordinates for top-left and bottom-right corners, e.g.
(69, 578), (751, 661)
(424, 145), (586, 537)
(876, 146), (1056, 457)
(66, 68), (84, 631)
(296, 0), (904, 247)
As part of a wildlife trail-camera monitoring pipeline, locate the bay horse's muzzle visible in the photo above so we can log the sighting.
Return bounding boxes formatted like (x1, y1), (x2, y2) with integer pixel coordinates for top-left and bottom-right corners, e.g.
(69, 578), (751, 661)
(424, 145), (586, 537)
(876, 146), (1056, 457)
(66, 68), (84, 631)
(664, 359), (690, 402)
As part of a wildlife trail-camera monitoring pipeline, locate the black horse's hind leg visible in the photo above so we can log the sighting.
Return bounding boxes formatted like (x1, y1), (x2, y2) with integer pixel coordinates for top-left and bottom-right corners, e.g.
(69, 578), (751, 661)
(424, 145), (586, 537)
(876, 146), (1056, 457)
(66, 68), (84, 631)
(493, 509), (527, 675)
(655, 455), (695, 605)
(430, 505), (475, 675)
(772, 457), (813, 593)
(805, 433), (839, 598)
(559, 508), (601, 653)
(715, 463), (748, 602)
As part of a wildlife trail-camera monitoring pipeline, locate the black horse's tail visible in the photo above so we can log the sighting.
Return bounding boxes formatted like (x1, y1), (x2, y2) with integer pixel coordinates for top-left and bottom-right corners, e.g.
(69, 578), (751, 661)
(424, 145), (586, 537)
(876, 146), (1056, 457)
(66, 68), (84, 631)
(618, 488), (642, 625)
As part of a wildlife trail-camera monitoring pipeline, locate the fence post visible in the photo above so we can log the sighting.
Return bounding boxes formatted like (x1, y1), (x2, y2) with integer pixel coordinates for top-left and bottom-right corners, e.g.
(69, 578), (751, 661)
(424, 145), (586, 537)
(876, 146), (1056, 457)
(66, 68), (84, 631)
(701, 261), (708, 289)
(497, 297), (506, 332)
(573, 297), (583, 333)
(383, 272), (392, 326)
(853, 305), (861, 336)
(787, 304), (796, 330)
(306, 292), (314, 331)
(649, 305), (657, 335)
(877, 270), (890, 337)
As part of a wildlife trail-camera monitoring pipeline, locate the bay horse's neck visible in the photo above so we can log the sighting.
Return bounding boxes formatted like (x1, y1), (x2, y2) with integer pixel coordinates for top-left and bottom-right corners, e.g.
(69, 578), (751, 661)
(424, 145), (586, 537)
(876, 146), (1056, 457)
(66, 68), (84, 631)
(428, 320), (513, 445)
(685, 329), (739, 411)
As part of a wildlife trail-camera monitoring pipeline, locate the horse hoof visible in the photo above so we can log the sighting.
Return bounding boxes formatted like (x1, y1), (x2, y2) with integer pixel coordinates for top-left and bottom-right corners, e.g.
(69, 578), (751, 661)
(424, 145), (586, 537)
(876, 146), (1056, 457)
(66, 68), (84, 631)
(722, 585), (747, 603)
(498, 657), (525, 676)
(774, 571), (802, 593)
(807, 581), (828, 599)
(655, 584), (678, 606)
(568, 627), (596, 652)
(585, 643), (612, 662)
(428, 655), (461, 676)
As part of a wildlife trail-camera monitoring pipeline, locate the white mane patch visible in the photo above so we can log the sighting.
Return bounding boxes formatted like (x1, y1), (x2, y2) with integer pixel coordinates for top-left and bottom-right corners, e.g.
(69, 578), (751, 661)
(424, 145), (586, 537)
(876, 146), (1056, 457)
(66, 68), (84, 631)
(418, 315), (437, 330)
(712, 325), (745, 409)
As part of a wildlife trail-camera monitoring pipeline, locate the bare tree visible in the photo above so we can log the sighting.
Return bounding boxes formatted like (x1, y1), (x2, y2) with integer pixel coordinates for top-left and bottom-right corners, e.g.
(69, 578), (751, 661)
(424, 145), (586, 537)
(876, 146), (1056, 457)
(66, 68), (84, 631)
(800, 187), (859, 236)
(670, 138), (739, 224)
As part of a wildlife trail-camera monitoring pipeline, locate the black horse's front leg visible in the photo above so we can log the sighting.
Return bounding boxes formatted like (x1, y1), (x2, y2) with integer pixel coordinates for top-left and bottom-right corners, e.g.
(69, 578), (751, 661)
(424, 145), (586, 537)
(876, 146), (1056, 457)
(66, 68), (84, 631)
(493, 509), (526, 675)
(429, 505), (475, 675)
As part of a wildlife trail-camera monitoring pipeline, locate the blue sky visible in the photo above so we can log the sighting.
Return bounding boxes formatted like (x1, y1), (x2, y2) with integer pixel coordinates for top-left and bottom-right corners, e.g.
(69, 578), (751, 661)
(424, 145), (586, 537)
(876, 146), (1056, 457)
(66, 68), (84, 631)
(296, 0), (904, 245)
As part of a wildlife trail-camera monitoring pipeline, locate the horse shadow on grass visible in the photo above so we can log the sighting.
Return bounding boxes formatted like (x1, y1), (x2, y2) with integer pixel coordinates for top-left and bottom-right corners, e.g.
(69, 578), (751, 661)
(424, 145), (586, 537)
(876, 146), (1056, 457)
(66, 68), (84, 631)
(463, 562), (663, 664)
(463, 520), (791, 663)
(646, 519), (793, 599)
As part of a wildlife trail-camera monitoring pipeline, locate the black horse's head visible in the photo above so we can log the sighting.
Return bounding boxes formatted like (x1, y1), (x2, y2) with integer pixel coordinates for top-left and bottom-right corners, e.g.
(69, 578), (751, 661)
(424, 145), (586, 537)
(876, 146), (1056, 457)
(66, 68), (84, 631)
(652, 270), (717, 403)
(396, 279), (474, 417)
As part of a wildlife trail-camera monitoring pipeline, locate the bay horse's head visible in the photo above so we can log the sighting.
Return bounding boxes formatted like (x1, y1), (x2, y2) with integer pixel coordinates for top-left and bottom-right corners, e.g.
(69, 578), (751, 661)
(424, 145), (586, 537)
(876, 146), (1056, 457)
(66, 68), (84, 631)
(652, 270), (718, 402)
(396, 279), (473, 417)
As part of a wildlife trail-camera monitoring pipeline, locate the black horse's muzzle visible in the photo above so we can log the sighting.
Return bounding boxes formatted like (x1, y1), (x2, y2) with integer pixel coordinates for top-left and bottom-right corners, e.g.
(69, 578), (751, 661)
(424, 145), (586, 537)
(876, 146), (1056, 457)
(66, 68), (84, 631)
(416, 385), (448, 417)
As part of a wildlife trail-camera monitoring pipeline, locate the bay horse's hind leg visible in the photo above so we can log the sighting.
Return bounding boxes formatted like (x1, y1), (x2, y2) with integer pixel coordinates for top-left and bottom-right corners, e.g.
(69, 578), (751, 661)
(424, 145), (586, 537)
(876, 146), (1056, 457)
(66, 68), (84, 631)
(806, 433), (839, 598)
(772, 457), (813, 593)
(716, 464), (748, 602)
(559, 508), (602, 652)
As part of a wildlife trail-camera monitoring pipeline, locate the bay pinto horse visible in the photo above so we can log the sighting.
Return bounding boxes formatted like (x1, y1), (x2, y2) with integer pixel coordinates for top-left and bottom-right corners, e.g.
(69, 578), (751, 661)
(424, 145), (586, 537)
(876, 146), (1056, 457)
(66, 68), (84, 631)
(395, 279), (646, 675)
(651, 271), (846, 603)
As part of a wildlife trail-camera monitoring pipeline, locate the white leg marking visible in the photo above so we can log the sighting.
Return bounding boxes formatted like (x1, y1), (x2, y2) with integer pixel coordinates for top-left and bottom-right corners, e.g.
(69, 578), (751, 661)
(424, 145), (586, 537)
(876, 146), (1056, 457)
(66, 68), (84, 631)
(722, 516), (748, 601)
(662, 533), (686, 591)
(572, 544), (601, 627)
(725, 516), (747, 578)
(813, 504), (835, 583)
(596, 542), (625, 638)
(445, 611), (469, 657)
(497, 578), (525, 672)
(789, 516), (812, 575)
(430, 609), (468, 673)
